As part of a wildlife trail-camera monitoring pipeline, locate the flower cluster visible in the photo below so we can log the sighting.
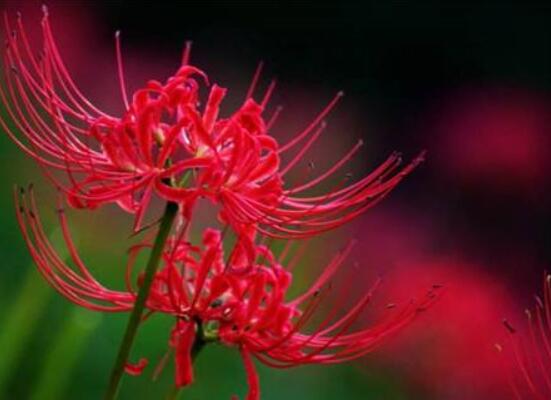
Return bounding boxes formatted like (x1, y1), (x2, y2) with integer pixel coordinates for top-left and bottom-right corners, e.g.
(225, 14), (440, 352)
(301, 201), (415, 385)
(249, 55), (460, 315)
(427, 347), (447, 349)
(3, 8), (437, 400)
(16, 186), (439, 398)
(1, 9), (422, 242)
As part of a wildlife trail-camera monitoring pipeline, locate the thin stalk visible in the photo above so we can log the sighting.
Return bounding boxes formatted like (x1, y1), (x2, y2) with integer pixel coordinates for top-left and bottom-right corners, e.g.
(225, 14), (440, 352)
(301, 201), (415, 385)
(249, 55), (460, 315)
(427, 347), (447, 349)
(104, 201), (179, 400)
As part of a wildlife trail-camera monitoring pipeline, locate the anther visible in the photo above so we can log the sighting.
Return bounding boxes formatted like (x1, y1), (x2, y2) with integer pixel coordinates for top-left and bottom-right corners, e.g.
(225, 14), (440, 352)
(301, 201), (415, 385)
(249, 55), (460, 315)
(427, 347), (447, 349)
(210, 299), (223, 308)
(502, 319), (516, 334)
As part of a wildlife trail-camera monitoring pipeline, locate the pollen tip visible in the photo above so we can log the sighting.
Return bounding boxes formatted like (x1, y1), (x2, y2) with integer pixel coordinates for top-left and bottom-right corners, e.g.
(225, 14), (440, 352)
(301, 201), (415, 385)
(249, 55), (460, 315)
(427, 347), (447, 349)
(41, 4), (49, 16)
(494, 343), (503, 352)
(502, 318), (516, 334)
(358, 138), (364, 146)
(525, 309), (532, 319)
(337, 90), (344, 97)
(115, 30), (121, 38)
(16, 11), (21, 19)
(535, 295), (544, 309)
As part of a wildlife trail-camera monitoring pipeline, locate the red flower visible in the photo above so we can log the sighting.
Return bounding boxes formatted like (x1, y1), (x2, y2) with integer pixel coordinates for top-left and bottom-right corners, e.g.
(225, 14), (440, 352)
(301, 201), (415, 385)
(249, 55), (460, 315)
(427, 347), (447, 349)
(2, 9), (423, 239)
(15, 188), (439, 399)
(497, 273), (551, 399)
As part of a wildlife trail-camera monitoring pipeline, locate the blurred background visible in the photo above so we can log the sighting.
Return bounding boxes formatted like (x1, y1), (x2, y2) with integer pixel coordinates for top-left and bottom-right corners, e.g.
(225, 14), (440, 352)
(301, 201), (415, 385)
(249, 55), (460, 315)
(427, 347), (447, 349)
(0, 1), (550, 399)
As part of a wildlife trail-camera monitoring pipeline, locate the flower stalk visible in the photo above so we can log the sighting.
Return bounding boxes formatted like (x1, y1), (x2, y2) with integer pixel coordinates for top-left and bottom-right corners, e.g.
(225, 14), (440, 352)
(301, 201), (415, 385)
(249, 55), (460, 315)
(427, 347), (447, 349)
(104, 201), (179, 400)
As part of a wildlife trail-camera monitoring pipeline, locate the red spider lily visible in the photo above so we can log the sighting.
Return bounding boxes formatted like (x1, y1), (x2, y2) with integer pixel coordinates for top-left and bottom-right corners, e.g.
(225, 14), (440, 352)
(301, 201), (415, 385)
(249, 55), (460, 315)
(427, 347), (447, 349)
(497, 273), (551, 400)
(1, 9), (424, 243)
(15, 188), (440, 400)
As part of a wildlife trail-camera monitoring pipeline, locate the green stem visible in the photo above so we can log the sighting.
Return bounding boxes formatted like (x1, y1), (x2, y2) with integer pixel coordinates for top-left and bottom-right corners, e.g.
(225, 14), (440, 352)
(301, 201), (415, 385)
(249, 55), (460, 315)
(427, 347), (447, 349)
(103, 201), (179, 400)
(165, 331), (207, 400)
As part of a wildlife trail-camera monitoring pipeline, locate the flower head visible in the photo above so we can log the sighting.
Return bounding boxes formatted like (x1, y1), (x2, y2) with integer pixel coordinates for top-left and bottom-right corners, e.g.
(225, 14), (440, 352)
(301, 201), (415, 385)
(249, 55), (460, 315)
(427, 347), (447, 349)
(2, 9), (423, 244)
(497, 273), (551, 399)
(15, 187), (440, 399)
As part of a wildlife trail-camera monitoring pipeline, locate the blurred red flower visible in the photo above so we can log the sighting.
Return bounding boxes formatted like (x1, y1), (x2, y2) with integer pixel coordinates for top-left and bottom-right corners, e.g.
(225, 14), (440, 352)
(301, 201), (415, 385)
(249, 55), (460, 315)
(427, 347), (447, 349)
(433, 87), (551, 196)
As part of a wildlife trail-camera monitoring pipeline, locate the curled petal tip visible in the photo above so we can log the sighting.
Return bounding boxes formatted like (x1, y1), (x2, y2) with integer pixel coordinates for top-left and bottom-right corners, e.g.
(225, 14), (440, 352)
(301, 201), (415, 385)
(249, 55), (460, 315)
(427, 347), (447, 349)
(124, 358), (149, 376)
